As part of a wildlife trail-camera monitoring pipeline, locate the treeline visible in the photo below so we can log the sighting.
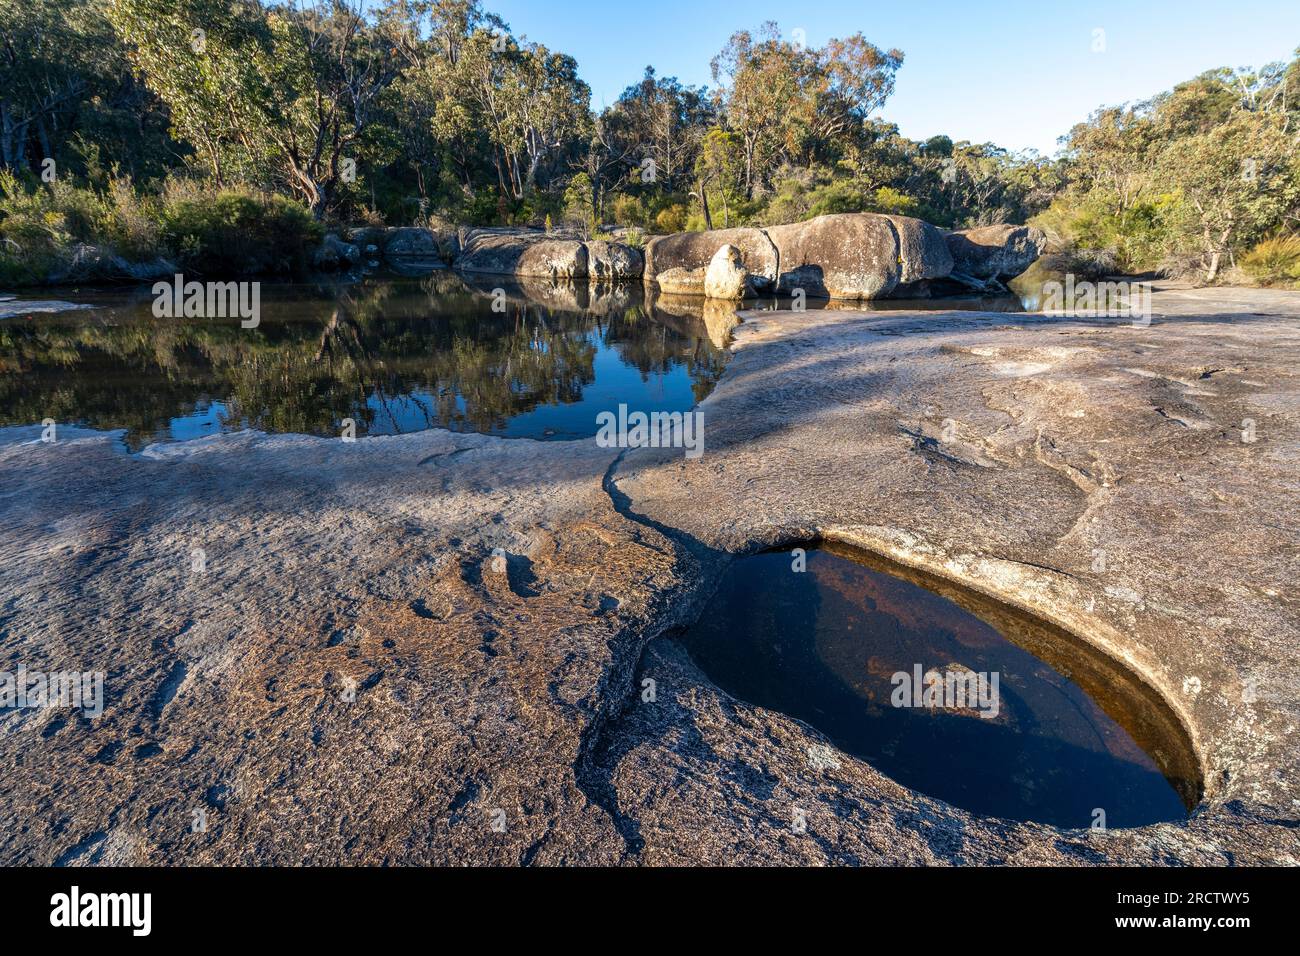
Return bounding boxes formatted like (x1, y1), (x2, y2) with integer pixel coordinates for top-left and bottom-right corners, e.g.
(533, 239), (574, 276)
(1042, 59), (1300, 282)
(1, 0), (1297, 285)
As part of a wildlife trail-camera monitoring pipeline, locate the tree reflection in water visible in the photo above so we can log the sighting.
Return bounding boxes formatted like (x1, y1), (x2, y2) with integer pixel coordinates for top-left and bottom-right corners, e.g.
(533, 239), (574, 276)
(0, 272), (730, 449)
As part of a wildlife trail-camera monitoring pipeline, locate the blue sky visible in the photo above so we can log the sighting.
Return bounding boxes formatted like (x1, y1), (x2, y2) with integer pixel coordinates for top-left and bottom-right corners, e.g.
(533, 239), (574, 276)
(487, 0), (1300, 155)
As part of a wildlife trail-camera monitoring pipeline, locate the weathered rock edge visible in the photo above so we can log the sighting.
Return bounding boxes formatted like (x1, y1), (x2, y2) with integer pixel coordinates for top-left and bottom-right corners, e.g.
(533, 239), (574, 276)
(1, 285), (1295, 867)
(644, 213), (959, 300)
(319, 216), (1043, 302)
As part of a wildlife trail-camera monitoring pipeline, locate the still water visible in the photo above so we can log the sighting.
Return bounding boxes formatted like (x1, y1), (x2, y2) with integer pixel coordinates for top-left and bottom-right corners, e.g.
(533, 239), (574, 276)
(0, 272), (729, 450)
(1, 271), (1034, 450)
(677, 544), (1200, 828)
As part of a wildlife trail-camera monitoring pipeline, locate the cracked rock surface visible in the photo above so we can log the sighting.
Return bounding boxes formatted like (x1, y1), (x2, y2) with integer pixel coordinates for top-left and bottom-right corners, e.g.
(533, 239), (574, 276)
(1, 283), (1297, 865)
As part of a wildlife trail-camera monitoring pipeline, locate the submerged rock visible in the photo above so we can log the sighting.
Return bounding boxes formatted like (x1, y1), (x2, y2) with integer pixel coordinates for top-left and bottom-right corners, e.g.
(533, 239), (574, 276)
(0, 297), (96, 318)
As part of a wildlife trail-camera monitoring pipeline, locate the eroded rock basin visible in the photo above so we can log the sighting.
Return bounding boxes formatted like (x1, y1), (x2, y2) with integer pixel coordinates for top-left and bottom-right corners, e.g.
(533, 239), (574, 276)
(1, 282), (1297, 865)
(676, 543), (1199, 829)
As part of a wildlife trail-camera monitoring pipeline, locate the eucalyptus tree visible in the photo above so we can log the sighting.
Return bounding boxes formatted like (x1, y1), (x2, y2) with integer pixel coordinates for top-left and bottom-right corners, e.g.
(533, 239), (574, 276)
(438, 27), (590, 201)
(108, 0), (402, 216)
(710, 22), (903, 198)
(0, 0), (149, 174)
(601, 67), (713, 193)
(1149, 70), (1299, 281)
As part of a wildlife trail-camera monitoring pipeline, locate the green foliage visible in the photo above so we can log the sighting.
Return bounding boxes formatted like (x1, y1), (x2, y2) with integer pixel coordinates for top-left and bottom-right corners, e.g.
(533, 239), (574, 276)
(654, 204), (689, 234)
(562, 172), (595, 230)
(709, 22), (904, 197)
(0, 170), (133, 282)
(1032, 191), (1181, 272)
(807, 179), (871, 217)
(3, 3), (1296, 283)
(805, 179), (921, 218)
(1045, 60), (1300, 282)
(0, 0), (178, 181)
(0, 171), (321, 282)
(159, 186), (324, 275)
(1241, 235), (1300, 287)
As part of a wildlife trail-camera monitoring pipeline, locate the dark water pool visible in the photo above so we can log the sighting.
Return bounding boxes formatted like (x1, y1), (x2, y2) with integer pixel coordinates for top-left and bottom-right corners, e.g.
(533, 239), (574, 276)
(0, 272), (728, 450)
(677, 543), (1200, 828)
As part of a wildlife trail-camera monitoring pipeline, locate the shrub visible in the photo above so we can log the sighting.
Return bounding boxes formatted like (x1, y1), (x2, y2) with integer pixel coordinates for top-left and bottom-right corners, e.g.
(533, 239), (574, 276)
(808, 179), (872, 217)
(100, 178), (163, 261)
(610, 193), (650, 229)
(764, 177), (813, 225)
(0, 173), (324, 283)
(159, 185), (323, 276)
(0, 171), (113, 284)
(654, 203), (688, 234)
(1241, 235), (1300, 287)
(561, 173), (595, 232)
(867, 186), (920, 216)
(1031, 191), (1182, 274)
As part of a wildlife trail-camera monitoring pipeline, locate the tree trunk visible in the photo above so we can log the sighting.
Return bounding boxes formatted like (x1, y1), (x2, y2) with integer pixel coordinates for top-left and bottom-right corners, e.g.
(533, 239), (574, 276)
(0, 102), (13, 170)
(1205, 251), (1222, 283)
(35, 115), (52, 168)
(1204, 222), (1233, 283)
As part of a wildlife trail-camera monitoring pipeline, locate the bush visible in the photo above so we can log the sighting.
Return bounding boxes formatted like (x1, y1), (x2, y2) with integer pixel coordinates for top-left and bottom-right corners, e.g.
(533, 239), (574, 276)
(808, 179), (872, 217)
(654, 203), (688, 234)
(763, 174), (814, 225)
(1031, 191), (1182, 274)
(561, 173), (595, 232)
(1241, 235), (1300, 287)
(802, 181), (910, 218)
(159, 184), (323, 276)
(100, 178), (163, 260)
(0, 171), (115, 284)
(610, 193), (650, 229)
(0, 173), (323, 283)
(867, 186), (920, 216)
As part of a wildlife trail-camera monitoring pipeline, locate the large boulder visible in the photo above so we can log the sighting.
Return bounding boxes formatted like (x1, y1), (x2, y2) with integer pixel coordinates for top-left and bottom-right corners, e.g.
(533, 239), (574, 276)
(313, 233), (361, 270)
(456, 230), (589, 281)
(886, 215), (955, 284)
(703, 244), (750, 300)
(945, 224), (1046, 280)
(384, 227), (457, 263)
(766, 213), (902, 299)
(47, 244), (177, 283)
(586, 240), (644, 281)
(346, 226), (388, 250)
(643, 227), (778, 295)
